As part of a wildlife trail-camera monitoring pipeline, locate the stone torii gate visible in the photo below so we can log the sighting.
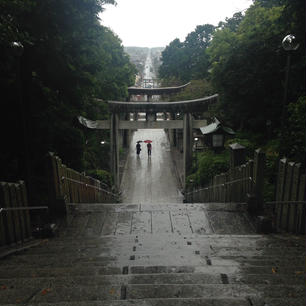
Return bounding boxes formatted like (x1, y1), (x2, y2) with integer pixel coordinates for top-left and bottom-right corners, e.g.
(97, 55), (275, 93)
(128, 82), (191, 101)
(78, 91), (218, 191)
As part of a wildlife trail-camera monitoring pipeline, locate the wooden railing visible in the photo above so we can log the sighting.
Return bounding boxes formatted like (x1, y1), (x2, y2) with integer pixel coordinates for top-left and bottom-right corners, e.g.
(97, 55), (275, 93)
(46, 152), (119, 214)
(184, 144), (305, 234)
(0, 154), (119, 248)
(185, 148), (265, 205)
(0, 181), (32, 247)
(272, 159), (305, 234)
(185, 161), (255, 203)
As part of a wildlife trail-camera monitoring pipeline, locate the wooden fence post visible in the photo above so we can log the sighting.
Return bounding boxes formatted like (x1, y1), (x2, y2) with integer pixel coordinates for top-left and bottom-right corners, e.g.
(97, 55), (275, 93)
(247, 160), (254, 195)
(275, 158), (287, 230)
(0, 188), (5, 245)
(14, 183), (26, 242)
(19, 180), (31, 239)
(46, 152), (66, 217)
(242, 164), (247, 202)
(229, 143), (246, 169)
(252, 149), (266, 212)
(0, 183), (16, 245)
(281, 162), (295, 229)
(296, 174), (305, 234)
(8, 183), (22, 243)
(288, 163), (300, 232)
(237, 166), (243, 202)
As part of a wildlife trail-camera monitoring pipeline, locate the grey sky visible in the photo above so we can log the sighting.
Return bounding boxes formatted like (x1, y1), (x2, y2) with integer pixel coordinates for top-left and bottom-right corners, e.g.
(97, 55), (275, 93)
(100, 0), (253, 47)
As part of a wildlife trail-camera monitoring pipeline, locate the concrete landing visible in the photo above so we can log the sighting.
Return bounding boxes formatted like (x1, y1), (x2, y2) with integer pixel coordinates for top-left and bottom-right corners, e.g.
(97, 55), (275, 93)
(65, 202), (255, 235)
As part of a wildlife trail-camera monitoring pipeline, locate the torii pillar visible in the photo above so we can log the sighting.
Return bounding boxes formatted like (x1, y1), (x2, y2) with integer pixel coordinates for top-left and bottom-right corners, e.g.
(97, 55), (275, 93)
(168, 113), (175, 147)
(183, 113), (193, 188)
(110, 113), (120, 191)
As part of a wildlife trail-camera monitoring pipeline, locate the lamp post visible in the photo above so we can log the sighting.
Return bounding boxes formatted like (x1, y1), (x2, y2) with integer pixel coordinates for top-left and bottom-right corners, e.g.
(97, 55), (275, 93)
(194, 137), (199, 170)
(281, 35), (299, 112)
(100, 140), (111, 172)
(280, 34), (299, 152)
(12, 42), (31, 191)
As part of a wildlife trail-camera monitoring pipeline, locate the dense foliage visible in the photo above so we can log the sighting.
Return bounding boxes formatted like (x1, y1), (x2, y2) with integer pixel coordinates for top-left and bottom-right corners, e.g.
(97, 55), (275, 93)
(162, 79), (214, 104)
(159, 0), (305, 164)
(159, 24), (215, 82)
(186, 150), (230, 189)
(0, 0), (136, 197)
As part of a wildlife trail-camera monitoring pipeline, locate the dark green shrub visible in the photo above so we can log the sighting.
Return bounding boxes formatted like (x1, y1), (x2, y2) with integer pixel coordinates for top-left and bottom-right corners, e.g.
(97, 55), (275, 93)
(86, 169), (112, 187)
(187, 150), (229, 190)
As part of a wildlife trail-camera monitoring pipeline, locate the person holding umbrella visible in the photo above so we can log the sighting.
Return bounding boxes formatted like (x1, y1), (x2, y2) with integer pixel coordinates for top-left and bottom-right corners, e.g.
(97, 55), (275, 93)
(144, 140), (152, 156)
(136, 141), (142, 156)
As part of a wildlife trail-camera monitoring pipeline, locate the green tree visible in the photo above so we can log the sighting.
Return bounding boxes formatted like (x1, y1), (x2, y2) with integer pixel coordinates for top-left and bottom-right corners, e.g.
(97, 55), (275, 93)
(184, 24), (215, 79)
(158, 39), (188, 81)
(208, 2), (291, 132)
(0, 0), (136, 193)
(159, 25), (215, 82)
(217, 12), (244, 32)
(282, 96), (306, 163)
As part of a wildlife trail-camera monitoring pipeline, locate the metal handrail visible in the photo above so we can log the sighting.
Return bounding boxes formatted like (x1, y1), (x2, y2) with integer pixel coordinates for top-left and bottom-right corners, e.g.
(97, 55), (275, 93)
(0, 206), (49, 213)
(185, 176), (253, 196)
(265, 201), (306, 205)
(61, 176), (119, 199)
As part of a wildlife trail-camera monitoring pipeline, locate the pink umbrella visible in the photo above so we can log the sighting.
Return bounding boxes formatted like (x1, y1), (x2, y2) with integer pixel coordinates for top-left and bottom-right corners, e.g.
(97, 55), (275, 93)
(144, 140), (152, 143)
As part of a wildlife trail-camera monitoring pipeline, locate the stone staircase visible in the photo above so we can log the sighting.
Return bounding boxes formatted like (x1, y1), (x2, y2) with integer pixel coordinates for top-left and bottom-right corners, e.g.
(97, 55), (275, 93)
(0, 203), (305, 306)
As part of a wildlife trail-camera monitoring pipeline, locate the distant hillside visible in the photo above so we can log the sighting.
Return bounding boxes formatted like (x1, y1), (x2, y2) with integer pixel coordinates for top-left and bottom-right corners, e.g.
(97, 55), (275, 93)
(124, 47), (148, 77)
(151, 47), (164, 78)
(124, 46), (164, 80)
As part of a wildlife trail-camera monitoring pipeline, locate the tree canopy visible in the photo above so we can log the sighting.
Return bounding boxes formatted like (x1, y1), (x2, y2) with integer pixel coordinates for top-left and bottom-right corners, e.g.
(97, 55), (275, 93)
(159, 24), (215, 82)
(159, 0), (305, 162)
(0, 0), (136, 191)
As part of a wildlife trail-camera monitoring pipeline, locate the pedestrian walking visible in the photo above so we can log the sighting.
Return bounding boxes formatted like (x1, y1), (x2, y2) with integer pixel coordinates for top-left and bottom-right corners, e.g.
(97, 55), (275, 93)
(147, 142), (152, 156)
(136, 142), (141, 156)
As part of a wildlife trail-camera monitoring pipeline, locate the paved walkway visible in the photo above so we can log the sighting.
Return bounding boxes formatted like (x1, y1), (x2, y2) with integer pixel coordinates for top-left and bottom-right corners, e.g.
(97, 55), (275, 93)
(120, 129), (183, 204)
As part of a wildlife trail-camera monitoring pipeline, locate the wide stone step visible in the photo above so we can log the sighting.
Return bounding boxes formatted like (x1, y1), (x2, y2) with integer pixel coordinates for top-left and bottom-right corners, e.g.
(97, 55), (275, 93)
(5, 234), (304, 256)
(0, 266), (122, 278)
(67, 202), (248, 212)
(128, 264), (305, 275)
(1, 264), (304, 279)
(2, 252), (304, 268)
(44, 233), (305, 248)
(0, 272), (304, 288)
(6, 247), (302, 267)
(124, 284), (304, 299)
(1, 298), (305, 306)
(62, 205), (256, 236)
(0, 283), (304, 304)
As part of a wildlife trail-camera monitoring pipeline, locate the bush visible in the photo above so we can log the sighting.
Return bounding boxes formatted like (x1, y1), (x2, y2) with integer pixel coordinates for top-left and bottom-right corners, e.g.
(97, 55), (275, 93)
(282, 96), (306, 165)
(187, 150), (229, 189)
(86, 169), (112, 187)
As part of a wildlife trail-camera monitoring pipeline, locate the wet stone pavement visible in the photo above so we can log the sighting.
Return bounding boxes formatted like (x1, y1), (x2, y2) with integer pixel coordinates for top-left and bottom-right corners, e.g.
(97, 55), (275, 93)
(120, 129), (184, 204)
(0, 129), (305, 306)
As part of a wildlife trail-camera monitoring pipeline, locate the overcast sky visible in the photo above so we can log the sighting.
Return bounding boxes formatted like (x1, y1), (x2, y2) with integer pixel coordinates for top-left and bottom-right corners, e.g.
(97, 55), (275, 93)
(100, 0), (253, 48)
